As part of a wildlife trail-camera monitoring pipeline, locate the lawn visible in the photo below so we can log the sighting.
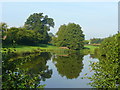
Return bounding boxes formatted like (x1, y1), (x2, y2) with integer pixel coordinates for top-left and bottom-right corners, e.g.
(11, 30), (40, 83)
(84, 44), (99, 54)
(2, 44), (70, 55)
(2, 44), (99, 55)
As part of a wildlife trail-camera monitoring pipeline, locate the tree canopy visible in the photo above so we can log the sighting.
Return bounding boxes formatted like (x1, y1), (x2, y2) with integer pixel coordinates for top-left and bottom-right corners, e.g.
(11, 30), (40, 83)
(24, 13), (54, 31)
(52, 23), (85, 50)
(2, 13), (55, 46)
(24, 13), (55, 44)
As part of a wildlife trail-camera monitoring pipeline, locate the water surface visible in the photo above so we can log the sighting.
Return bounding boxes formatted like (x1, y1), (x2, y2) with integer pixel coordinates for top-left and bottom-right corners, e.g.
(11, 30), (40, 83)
(41, 54), (98, 88)
(2, 51), (99, 88)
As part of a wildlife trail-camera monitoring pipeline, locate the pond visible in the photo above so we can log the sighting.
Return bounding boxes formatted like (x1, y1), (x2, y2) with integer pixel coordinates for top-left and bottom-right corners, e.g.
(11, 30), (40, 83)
(40, 54), (98, 88)
(2, 51), (120, 88)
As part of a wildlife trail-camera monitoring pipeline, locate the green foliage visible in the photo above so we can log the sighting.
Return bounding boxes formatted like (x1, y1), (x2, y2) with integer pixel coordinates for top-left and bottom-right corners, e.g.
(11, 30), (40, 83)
(51, 37), (57, 45)
(2, 27), (18, 45)
(87, 33), (120, 88)
(53, 52), (84, 79)
(84, 45), (99, 54)
(24, 13), (55, 44)
(2, 13), (55, 46)
(2, 27), (51, 45)
(53, 23), (85, 50)
(48, 32), (55, 37)
(0, 22), (8, 32)
(2, 27), (39, 45)
(99, 33), (119, 58)
(0, 22), (8, 40)
(84, 40), (89, 44)
(24, 13), (54, 31)
(90, 38), (104, 44)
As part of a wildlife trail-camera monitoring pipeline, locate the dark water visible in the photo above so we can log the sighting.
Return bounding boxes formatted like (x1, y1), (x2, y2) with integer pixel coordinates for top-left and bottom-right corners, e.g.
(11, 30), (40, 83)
(2, 51), (120, 88)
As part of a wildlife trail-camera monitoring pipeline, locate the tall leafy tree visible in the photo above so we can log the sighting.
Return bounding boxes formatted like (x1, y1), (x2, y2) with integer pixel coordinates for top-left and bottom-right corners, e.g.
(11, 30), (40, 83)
(54, 23), (84, 50)
(24, 13), (55, 44)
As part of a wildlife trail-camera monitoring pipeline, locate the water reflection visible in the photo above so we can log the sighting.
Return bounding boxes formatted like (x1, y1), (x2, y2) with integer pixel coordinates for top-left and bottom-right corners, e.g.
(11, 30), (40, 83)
(52, 52), (84, 79)
(4, 49), (118, 88)
(2, 51), (52, 88)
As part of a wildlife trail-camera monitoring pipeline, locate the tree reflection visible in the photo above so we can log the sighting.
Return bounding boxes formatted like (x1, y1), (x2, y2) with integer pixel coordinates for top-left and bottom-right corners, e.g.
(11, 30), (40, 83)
(2, 51), (52, 88)
(53, 52), (84, 79)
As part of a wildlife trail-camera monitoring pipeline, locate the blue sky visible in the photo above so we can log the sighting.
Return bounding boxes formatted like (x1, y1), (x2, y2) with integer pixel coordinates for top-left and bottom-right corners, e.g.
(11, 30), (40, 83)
(1, 2), (118, 40)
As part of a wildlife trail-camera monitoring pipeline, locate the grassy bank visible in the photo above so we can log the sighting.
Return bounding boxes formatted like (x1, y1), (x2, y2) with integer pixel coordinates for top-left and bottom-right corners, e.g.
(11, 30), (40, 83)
(84, 44), (99, 54)
(2, 44), (70, 55)
(2, 44), (99, 55)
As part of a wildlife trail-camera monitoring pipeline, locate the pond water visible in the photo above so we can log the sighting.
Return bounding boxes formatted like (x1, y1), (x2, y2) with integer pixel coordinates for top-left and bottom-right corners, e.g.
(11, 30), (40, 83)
(2, 51), (119, 88)
(41, 54), (98, 88)
(2, 51), (99, 88)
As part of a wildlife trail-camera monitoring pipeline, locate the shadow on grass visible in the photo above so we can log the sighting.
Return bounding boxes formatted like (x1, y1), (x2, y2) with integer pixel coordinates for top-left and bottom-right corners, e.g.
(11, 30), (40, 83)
(38, 44), (48, 47)
(83, 47), (90, 49)
(3, 44), (49, 48)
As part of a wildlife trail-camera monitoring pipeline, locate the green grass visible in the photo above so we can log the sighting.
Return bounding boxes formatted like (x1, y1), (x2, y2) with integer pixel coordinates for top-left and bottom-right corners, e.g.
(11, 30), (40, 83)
(3, 45), (40, 53)
(2, 44), (70, 55)
(2, 44), (99, 55)
(84, 45), (99, 54)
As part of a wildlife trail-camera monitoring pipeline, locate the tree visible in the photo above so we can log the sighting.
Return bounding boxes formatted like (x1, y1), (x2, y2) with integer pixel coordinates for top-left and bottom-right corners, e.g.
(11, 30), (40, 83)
(90, 38), (104, 44)
(48, 32), (55, 37)
(24, 13), (54, 31)
(2, 27), (42, 45)
(53, 23), (85, 50)
(24, 13), (55, 44)
(16, 28), (42, 45)
(2, 27), (18, 45)
(0, 22), (8, 41)
(0, 22), (8, 32)
(87, 33), (120, 88)
(84, 40), (89, 44)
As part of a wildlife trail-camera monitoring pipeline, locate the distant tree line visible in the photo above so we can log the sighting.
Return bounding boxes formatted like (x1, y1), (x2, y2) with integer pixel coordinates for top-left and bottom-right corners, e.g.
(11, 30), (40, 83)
(84, 40), (89, 44)
(83, 38), (104, 45)
(90, 38), (104, 44)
